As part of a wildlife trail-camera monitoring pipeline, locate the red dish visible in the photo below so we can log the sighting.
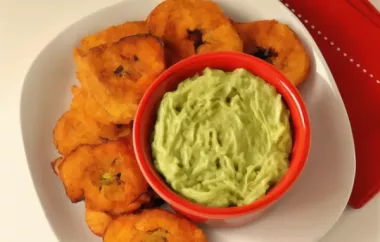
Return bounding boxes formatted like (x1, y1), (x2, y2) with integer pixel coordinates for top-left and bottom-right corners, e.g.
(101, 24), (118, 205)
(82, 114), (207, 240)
(133, 52), (311, 227)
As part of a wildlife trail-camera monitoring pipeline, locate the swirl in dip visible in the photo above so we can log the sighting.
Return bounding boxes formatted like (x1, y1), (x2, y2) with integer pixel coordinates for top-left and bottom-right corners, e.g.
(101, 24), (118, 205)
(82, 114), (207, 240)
(152, 68), (292, 207)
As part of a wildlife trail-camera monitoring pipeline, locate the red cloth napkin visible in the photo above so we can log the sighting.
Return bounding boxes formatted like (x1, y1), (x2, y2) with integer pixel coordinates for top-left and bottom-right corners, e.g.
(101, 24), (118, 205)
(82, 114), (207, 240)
(284, 0), (380, 208)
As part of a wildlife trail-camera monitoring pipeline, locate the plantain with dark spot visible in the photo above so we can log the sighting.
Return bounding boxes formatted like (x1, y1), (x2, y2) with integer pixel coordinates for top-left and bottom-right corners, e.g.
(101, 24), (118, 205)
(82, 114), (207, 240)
(233, 19), (311, 86)
(74, 34), (166, 124)
(147, 0), (243, 65)
(57, 139), (151, 215)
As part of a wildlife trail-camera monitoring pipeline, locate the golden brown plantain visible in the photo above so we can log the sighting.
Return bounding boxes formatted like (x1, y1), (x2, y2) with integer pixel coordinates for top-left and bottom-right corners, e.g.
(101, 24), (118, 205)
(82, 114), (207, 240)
(103, 209), (208, 242)
(79, 21), (148, 53)
(70, 85), (118, 125)
(53, 105), (130, 156)
(58, 139), (151, 215)
(85, 205), (113, 237)
(85, 189), (164, 237)
(233, 20), (310, 86)
(74, 34), (165, 124)
(147, 0), (243, 65)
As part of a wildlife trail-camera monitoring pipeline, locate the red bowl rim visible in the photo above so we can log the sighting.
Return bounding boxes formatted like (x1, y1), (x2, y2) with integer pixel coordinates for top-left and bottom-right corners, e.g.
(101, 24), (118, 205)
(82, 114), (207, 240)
(134, 52), (311, 219)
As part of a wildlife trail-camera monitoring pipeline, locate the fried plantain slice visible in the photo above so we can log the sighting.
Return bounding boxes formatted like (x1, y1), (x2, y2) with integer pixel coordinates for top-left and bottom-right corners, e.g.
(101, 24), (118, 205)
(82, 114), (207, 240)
(147, 0), (243, 65)
(70, 85), (118, 125)
(233, 20), (311, 86)
(85, 188), (164, 237)
(58, 139), (150, 214)
(103, 209), (208, 242)
(85, 205), (113, 237)
(79, 21), (148, 53)
(53, 103), (131, 156)
(74, 34), (165, 124)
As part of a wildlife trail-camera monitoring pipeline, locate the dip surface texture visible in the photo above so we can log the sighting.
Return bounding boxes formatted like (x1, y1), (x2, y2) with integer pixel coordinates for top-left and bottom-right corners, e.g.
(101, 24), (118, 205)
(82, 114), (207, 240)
(152, 68), (292, 207)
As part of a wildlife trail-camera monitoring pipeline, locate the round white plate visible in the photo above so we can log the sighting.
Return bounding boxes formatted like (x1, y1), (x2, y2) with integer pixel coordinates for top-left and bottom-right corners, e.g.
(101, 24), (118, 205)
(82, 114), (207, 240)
(20, 0), (356, 241)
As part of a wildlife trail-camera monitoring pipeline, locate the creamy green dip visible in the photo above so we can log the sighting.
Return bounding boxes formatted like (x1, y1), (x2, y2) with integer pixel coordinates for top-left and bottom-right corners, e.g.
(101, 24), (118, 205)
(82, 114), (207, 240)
(152, 68), (292, 207)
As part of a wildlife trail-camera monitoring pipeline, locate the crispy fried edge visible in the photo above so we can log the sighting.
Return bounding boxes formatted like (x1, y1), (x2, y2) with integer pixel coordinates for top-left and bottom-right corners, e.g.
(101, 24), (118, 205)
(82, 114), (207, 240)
(85, 206), (113, 237)
(103, 209), (208, 242)
(232, 19), (311, 86)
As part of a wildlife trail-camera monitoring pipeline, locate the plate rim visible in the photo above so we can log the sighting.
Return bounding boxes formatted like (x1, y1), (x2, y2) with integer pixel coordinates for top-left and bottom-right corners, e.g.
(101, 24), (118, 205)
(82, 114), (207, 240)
(274, 2), (356, 240)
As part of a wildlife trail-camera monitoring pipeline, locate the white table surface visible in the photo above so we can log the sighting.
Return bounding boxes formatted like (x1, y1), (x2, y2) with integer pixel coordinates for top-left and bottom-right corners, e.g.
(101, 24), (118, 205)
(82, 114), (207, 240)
(0, 0), (379, 241)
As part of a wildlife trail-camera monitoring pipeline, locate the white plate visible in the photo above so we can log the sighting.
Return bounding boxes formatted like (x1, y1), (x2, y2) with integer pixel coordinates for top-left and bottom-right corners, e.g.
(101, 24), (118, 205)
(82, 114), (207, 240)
(20, 0), (356, 241)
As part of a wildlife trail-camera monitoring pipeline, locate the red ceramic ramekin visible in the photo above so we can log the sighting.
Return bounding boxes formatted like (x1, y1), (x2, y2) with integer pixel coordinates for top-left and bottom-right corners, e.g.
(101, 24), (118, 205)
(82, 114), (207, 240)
(133, 52), (310, 227)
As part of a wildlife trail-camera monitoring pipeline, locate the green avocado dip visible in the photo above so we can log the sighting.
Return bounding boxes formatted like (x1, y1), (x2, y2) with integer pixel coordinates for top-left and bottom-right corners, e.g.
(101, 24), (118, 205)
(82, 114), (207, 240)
(152, 68), (292, 207)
